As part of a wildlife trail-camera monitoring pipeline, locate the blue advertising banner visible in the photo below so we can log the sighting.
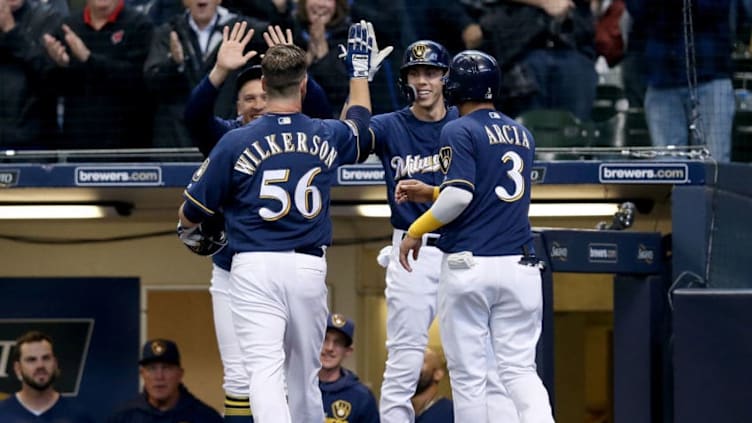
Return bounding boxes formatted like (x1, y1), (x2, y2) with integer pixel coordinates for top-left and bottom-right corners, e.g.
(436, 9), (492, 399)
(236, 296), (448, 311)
(0, 278), (139, 419)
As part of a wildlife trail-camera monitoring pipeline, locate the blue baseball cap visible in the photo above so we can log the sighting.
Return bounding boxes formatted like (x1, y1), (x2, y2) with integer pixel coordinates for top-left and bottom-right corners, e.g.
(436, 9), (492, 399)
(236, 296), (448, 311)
(327, 313), (354, 346)
(139, 339), (181, 366)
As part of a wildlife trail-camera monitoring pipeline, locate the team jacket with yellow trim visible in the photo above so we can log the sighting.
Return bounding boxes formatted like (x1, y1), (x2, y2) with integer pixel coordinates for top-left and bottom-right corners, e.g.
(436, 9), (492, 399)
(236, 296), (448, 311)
(437, 109), (536, 256)
(182, 112), (371, 253)
(370, 106), (459, 231)
(320, 369), (379, 423)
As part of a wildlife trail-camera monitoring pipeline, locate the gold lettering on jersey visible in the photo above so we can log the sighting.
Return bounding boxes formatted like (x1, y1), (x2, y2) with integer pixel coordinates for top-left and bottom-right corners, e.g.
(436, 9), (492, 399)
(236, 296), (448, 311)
(297, 132), (309, 152)
(234, 149), (258, 175)
(265, 134), (283, 155)
(391, 154), (441, 179)
(310, 135), (321, 155)
(252, 141), (271, 160)
(283, 132), (295, 152)
(233, 132), (340, 176)
(485, 124), (530, 149)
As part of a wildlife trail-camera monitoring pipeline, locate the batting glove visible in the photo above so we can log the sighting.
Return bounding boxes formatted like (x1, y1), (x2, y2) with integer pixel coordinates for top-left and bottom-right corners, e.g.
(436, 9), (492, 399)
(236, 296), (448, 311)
(338, 20), (372, 79)
(177, 215), (228, 256)
(365, 21), (393, 82)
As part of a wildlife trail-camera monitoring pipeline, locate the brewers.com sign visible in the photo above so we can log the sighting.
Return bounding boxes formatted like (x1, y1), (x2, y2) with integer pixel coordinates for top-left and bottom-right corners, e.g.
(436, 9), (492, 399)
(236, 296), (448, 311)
(0, 319), (93, 396)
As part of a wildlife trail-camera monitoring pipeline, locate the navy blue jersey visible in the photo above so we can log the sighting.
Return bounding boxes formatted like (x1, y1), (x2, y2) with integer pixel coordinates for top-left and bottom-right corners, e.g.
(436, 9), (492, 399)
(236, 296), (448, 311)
(371, 106), (459, 230)
(415, 397), (453, 423)
(0, 395), (94, 423)
(320, 369), (379, 423)
(437, 109), (535, 256)
(182, 113), (370, 252)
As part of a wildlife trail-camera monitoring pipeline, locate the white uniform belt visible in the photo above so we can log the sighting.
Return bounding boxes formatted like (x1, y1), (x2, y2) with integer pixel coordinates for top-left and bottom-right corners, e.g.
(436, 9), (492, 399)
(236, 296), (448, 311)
(392, 229), (439, 247)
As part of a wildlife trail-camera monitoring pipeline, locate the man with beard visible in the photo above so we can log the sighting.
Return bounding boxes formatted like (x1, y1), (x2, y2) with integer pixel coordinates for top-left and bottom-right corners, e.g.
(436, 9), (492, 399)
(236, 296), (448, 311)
(319, 313), (379, 423)
(0, 331), (93, 422)
(412, 347), (452, 423)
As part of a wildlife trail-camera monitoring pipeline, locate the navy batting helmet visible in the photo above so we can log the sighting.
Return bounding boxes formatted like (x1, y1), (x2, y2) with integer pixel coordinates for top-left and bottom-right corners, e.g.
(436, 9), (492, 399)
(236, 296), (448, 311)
(399, 40), (451, 103)
(443, 50), (500, 106)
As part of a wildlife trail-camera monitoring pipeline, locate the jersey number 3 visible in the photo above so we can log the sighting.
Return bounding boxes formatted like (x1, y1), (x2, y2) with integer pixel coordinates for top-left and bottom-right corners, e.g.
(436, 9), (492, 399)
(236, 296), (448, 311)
(495, 151), (525, 202)
(259, 168), (323, 221)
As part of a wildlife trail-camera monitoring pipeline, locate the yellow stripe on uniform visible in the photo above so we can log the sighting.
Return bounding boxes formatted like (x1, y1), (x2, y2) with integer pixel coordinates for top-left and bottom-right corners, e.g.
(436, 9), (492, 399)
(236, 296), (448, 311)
(224, 395), (252, 416)
(183, 190), (215, 216)
(407, 210), (444, 239)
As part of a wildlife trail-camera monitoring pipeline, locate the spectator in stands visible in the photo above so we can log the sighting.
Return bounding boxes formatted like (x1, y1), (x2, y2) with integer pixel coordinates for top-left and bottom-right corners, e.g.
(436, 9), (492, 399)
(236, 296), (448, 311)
(42, 0), (155, 149)
(0, 331), (94, 422)
(405, 0), (483, 55)
(350, 0), (411, 113)
(292, 0), (351, 113)
(626, 0), (735, 162)
(143, 0), (266, 148)
(183, 22), (331, 155)
(477, 0), (598, 121)
(108, 338), (222, 422)
(319, 313), (380, 423)
(222, 0), (294, 28)
(0, 0), (64, 149)
(413, 347), (453, 423)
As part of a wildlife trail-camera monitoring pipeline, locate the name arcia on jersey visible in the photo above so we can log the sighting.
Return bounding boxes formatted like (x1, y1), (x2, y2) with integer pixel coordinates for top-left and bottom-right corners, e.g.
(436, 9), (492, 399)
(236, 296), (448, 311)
(391, 154), (441, 180)
(485, 124), (531, 149)
(233, 132), (339, 176)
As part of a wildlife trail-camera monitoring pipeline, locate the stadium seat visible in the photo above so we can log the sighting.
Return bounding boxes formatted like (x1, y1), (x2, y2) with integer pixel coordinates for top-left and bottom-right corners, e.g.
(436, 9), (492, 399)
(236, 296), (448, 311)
(624, 108), (651, 147)
(516, 109), (588, 160)
(732, 110), (752, 162)
(591, 84), (628, 122)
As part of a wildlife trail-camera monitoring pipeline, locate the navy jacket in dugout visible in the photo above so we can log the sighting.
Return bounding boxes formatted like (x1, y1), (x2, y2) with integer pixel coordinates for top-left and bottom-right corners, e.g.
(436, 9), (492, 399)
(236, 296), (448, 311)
(321, 368), (380, 423)
(107, 384), (222, 423)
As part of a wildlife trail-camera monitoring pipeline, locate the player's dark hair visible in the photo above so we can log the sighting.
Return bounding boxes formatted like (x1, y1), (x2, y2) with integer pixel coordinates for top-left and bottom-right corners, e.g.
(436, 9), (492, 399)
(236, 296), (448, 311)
(11, 330), (54, 362)
(262, 44), (307, 99)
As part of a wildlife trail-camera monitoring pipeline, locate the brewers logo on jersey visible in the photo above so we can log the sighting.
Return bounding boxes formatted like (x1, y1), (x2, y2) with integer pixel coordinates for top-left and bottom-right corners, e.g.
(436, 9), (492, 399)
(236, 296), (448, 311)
(439, 146), (452, 174)
(325, 400), (352, 422)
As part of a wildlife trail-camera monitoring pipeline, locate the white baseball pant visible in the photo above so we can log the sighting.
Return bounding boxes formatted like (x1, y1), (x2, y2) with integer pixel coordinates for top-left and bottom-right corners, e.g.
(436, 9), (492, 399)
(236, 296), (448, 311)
(209, 264), (248, 398)
(230, 251), (328, 423)
(380, 230), (520, 423)
(439, 253), (554, 423)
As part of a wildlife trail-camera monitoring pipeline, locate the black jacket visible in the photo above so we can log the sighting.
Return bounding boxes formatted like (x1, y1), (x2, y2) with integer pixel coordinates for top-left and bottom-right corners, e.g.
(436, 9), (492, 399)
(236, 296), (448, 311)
(143, 7), (266, 148)
(49, 3), (154, 149)
(107, 384), (223, 423)
(0, 1), (63, 148)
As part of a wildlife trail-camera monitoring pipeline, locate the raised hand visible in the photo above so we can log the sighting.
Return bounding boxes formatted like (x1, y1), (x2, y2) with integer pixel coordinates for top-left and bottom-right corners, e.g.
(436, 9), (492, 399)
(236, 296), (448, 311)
(209, 21), (257, 87)
(339, 20), (372, 79)
(216, 21), (257, 71)
(364, 21), (393, 82)
(263, 24), (293, 48)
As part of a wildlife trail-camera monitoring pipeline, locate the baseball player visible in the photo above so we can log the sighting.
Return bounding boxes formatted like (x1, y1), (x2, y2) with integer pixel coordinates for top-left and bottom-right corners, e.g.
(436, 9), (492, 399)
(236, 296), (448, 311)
(370, 40), (519, 422)
(181, 22), (333, 421)
(320, 313), (379, 423)
(177, 22), (377, 423)
(398, 50), (554, 423)
(413, 347), (453, 423)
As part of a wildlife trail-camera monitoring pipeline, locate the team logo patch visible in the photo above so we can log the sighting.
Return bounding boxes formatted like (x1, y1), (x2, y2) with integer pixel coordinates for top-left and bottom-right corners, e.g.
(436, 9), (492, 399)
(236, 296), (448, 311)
(412, 43), (427, 59)
(151, 340), (166, 356)
(331, 400), (352, 419)
(438, 147), (452, 174)
(111, 30), (124, 45)
(330, 313), (347, 328)
(192, 158), (210, 182)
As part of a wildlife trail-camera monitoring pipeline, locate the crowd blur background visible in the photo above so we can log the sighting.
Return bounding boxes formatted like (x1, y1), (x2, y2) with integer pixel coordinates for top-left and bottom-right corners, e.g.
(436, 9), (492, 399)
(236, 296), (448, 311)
(2, 0), (751, 162)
